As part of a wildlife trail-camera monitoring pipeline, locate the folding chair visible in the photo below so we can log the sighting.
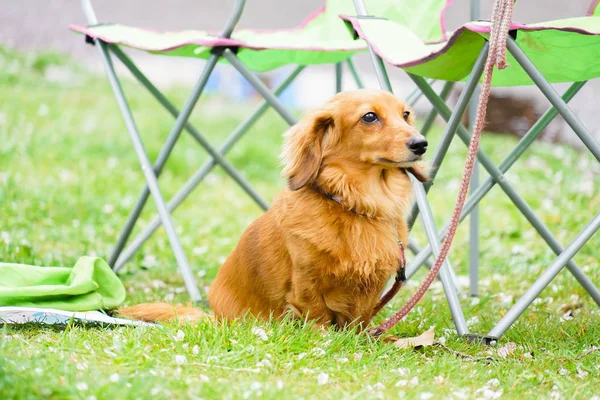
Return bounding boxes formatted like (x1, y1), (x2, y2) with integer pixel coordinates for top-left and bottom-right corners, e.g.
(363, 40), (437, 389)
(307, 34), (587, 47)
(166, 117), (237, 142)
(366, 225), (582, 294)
(71, 0), (462, 311)
(347, 0), (600, 340)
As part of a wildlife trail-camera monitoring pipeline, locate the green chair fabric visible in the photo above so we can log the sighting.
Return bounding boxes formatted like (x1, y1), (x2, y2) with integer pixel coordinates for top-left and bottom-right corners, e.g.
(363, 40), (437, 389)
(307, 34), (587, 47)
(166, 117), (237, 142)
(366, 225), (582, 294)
(69, 0), (449, 72)
(0, 256), (126, 311)
(341, 4), (600, 86)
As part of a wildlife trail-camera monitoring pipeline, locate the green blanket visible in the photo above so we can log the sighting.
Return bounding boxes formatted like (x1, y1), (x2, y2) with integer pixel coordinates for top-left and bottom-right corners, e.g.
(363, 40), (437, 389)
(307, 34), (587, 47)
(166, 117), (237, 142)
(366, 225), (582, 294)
(0, 256), (125, 311)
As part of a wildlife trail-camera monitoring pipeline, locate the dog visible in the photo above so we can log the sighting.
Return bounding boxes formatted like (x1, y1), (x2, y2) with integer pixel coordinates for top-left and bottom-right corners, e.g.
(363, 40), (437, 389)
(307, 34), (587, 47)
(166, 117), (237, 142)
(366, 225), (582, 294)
(119, 89), (429, 330)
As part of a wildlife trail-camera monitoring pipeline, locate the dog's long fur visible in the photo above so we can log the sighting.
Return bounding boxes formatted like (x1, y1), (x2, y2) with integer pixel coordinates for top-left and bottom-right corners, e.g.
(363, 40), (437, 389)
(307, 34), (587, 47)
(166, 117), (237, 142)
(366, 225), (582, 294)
(118, 89), (429, 329)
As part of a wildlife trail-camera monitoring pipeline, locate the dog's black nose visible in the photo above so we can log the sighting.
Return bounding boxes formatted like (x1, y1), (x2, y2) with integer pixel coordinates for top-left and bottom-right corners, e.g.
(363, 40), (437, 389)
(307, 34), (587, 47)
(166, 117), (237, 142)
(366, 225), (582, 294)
(407, 137), (428, 155)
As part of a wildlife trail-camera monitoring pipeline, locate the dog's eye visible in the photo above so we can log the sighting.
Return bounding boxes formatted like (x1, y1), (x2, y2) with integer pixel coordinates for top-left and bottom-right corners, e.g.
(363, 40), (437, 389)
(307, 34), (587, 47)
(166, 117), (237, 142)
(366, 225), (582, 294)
(403, 111), (411, 121)
(361, 112), (378, 124)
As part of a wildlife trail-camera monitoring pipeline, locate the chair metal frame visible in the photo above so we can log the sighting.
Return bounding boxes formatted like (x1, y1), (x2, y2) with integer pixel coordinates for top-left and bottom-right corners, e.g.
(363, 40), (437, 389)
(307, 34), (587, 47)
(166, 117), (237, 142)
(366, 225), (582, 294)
(353, 0), (600, 340)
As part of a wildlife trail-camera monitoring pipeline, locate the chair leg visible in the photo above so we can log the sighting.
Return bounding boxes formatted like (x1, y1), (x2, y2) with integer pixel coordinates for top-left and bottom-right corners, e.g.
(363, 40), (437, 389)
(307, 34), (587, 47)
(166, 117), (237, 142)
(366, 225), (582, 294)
(468, 86), (481, 297)
(407, 239), (433, 270)
(405, 81), (586, 277)
(106, 51), (220, 268)
(488, 212), (600, 339)
(414, 79), (600, 308)
(420, 81), (454, 137)
(92, 39), (202, 302)
(346, 59), (364, 89)
(413, 178), (469, 335)
(113, 66), (305, 272)
(335, 62), (343, 93)
(222, 49), (298, 126)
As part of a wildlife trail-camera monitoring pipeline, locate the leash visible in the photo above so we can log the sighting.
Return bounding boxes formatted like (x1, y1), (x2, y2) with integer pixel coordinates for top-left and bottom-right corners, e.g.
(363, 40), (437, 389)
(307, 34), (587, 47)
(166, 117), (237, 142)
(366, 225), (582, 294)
(370, 0), (515, 336)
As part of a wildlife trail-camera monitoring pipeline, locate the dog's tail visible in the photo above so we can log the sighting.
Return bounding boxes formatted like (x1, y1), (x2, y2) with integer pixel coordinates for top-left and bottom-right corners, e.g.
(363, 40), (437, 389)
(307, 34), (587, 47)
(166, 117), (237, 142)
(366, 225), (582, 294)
(117, 303), (209, 323)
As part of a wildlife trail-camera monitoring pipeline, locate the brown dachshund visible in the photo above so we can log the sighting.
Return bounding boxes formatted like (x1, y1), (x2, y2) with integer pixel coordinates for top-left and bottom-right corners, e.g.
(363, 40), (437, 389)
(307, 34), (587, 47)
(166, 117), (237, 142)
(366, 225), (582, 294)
(119, 89), (429, 330)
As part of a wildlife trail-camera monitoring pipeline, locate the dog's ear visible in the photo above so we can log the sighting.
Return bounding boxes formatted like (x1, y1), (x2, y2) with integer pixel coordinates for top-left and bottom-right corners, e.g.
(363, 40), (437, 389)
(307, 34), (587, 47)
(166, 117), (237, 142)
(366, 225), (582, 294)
(406, 162), (432, 183)
(282, 109), (334, 191)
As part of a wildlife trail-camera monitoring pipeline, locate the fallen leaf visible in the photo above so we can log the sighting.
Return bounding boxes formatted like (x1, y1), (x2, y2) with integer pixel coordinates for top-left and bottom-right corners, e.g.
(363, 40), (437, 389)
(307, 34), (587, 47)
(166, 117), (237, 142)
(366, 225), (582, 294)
(560, 302), (583, 314)
(393, 327), (435, 349)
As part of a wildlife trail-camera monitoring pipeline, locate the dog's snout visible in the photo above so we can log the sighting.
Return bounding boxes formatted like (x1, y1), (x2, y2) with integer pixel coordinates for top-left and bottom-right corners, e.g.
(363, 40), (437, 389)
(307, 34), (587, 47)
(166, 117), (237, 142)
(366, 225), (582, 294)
(407, 137), (428, 155)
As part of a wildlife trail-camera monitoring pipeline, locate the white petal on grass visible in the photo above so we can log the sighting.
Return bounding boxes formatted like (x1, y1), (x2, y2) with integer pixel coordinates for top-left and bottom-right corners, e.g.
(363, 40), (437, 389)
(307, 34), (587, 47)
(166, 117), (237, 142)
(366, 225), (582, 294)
(420, 392), (434, 400)
(497, 342), (516, 358)
(312, 347), (326, 357)
(199, 374), (210, 382)
(104, 349), (117, 357)
(482, 388), (503, 399)
(76, 362), (88, 371)
(260, 359), (272, 367)
(575, 367), (588, 379)
(175, 355), (187, 365)
(467, 316), (480, 327)
(317, 372), (329, 385)
(76, 382), (88, 391)
(109, 373), (120, 383)
(192, 345), (199, 355)
(276, 380), (284, 390)
(251, 327), (269, 341)
(487, 378), (500, 387)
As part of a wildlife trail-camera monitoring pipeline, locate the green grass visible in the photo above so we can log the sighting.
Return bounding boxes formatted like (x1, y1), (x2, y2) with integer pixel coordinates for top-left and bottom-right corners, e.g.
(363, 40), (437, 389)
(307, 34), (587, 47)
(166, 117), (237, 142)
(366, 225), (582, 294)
(1, 47), (599, 399)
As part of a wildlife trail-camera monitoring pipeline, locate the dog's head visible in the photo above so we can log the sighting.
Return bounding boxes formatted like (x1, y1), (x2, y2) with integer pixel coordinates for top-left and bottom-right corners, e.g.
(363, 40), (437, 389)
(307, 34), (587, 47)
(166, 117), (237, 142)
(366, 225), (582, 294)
(282, 89), (430, 190)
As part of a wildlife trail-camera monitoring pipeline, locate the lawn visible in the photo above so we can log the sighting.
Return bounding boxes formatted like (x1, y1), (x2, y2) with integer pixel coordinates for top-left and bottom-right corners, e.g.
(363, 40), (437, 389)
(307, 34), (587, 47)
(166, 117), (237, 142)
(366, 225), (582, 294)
(1, 47), (599, 399)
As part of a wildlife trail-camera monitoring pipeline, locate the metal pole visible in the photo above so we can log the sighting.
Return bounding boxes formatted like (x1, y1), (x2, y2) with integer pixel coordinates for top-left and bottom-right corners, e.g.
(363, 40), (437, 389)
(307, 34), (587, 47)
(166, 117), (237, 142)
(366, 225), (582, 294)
(335, 62), (343, 93)
(414, 178), (469, 335)
(222, 50), (297, 126)
(468, 0), (481, 297)
(420, 81), (454, 136)
(346, 58), (364, 89)
(406, 79), (435, 106)
(113, 66), (305, 271)
(220, 0), (246, 39)
(506, 38), (600, 163)
(353, 0), (393, 91)
(468, 103), (480, 296)
(407, 240), (433, 269)
(488, 212), (600, 338)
